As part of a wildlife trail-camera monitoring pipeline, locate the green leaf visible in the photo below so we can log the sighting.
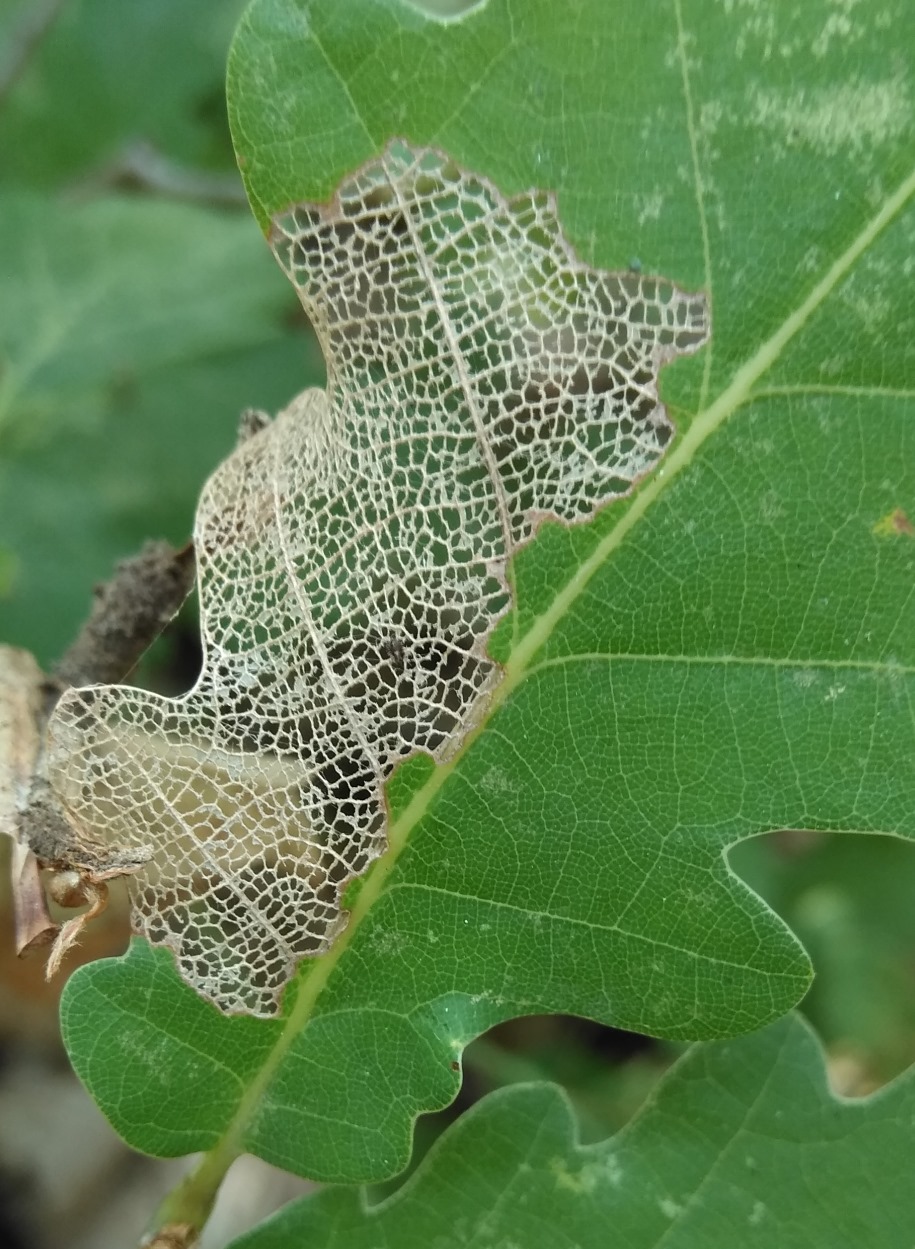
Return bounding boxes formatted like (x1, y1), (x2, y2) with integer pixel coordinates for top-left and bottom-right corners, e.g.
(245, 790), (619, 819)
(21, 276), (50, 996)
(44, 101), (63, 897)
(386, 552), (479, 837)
(0, 193), (316, 664)
(225, 1014), (915, 1249)
(0, 194), (289, 428)
(61, 0), (915, 1204)
(0, 0), (249, 187)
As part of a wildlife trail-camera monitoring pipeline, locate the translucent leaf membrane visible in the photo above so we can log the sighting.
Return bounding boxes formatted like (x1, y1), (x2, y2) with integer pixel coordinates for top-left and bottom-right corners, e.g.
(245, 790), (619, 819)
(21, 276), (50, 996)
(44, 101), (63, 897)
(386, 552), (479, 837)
(47, 143), (708, 1015)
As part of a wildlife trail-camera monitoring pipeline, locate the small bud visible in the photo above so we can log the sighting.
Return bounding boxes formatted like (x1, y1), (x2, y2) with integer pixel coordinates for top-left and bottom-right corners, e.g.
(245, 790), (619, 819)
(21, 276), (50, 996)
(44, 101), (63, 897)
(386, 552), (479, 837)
(48, 869), (89, 910)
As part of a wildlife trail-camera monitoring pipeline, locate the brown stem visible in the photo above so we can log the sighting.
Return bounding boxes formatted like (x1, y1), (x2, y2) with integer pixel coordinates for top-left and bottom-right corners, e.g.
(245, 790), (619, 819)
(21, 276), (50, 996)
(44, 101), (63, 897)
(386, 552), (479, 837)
(81, 140), (249, 208)
(143, 1138), (243, 1249)
(6, 540), (195, 963)
(54, 540), (195, 688)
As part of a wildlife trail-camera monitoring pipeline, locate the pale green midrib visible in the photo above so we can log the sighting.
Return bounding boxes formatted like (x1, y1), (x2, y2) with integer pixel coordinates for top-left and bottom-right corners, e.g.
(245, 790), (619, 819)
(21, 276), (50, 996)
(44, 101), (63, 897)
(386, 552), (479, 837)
(673, 0), (714, 412)
(530, 653), (915, 677)
(172, 156), (915, 1226)
(753, 383), (915, 403)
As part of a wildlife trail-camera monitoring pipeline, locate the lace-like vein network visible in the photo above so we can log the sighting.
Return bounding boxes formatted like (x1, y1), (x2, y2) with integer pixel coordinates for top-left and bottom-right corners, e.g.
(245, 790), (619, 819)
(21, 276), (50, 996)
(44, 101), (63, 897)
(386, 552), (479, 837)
(46, 142), (709, 1015)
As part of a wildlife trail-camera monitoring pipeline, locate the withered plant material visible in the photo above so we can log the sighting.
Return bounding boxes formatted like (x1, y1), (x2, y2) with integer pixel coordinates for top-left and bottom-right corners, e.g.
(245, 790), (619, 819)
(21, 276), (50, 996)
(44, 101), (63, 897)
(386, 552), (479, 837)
(45, 142), (709, 1015)
(2, 542), (193, 969)
(54, 539), (195, 689)
(0, 647), (58, 952)
(0, 647), (44, 847)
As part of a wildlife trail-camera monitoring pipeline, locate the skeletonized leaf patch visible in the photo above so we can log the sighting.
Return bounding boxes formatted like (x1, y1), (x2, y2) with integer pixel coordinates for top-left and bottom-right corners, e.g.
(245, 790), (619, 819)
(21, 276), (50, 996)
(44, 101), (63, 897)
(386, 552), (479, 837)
(45, 143), (708, 1015)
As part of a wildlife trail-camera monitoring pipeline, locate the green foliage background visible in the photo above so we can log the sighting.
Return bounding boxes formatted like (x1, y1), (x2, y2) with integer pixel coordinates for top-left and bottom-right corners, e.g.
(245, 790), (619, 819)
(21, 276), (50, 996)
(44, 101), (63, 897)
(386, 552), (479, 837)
(0, 0), (323, 664)
(2, 0), (915, 1244)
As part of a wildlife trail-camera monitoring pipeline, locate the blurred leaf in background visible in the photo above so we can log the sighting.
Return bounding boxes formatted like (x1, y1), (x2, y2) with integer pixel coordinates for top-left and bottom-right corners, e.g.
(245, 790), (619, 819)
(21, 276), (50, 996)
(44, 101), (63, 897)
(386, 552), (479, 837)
(0, 0), (244, 185)
(732, 832), (915, 1087)
(0, 0), (323, 666)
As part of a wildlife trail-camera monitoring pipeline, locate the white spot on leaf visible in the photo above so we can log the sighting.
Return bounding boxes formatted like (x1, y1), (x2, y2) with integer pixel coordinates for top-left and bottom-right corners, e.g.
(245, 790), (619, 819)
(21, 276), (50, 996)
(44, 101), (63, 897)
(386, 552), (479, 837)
(748, 76), (911, 158)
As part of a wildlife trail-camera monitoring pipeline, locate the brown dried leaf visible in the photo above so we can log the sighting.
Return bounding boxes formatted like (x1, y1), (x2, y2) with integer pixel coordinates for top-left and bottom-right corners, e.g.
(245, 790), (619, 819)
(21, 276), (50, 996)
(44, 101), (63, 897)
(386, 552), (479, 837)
(0, 647), (58, 952)
(46, 143), (708, 1015)
(11, 843), (56, 956)
(0, 645), (44, 846)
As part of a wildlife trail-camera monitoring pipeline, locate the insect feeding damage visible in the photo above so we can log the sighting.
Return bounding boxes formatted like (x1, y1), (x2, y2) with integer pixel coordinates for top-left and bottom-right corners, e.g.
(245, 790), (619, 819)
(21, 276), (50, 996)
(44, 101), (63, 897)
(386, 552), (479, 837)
(43, 142), (709, 1016)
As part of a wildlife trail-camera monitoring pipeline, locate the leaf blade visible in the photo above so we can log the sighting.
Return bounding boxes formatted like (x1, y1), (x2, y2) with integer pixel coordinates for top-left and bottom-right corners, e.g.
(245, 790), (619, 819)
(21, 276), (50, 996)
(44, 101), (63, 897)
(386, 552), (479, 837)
(57, 0), (915, 1192)
(225, 1015), (915, 1249)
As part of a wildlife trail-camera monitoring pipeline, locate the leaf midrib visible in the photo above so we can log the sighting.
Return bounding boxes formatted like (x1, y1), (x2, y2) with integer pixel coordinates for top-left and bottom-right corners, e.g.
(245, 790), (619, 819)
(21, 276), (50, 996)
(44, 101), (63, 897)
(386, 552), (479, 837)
(531, 653), (915, 677)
